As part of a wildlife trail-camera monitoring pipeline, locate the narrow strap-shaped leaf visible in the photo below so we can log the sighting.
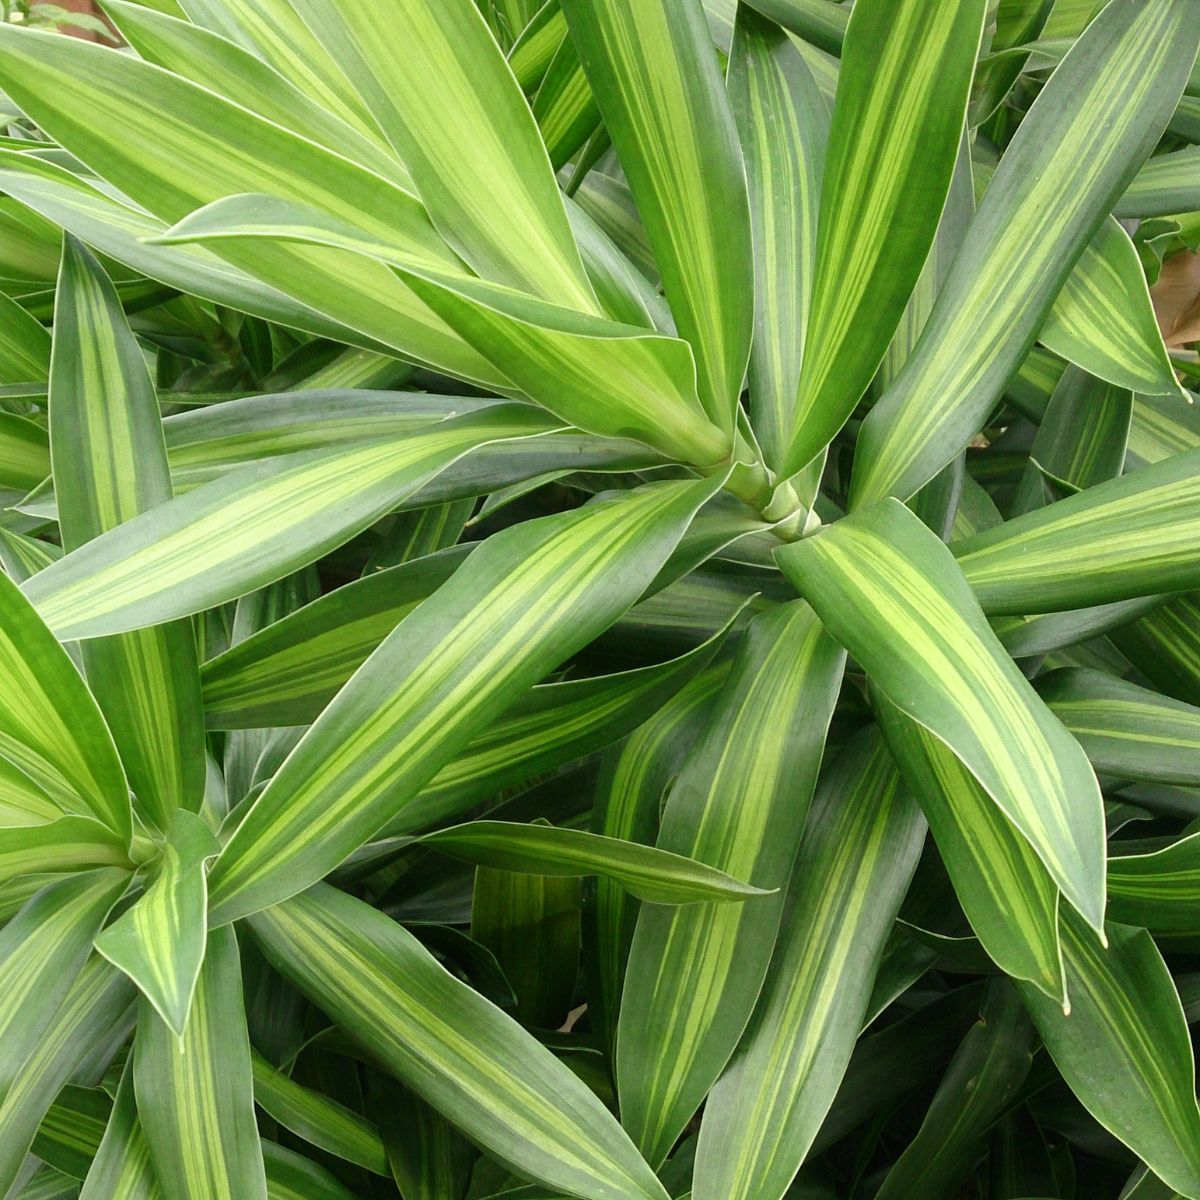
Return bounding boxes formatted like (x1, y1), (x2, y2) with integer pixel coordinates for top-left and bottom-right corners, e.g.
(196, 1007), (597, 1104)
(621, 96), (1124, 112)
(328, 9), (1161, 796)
(743, 0), (847, 54)
(0, 29), (508, 387)
(1127, 392), (1200, 471)
(100, 0), (410, 190)
(1115, 145), (1200, 219)
(25, 405), (559, 641)
(79, 1063), (160, 1200)
(0, 529), (60, 585)
(373, 1076), (474, 1200)
(51, 236), (206, 828)
(1038, 668), (1200, 787)
(0, 289), (51, 386)
(200, 547), (470, 728)
(0, 152), (373, 351)
(0, 413), (49, 492)
(587, 666), (727, 1062)
(727, 8), (828, 469)
(157, 195), (732, 470)
(0, 870), (129, 1093)
(876, 698), (1065, 1001)
(1107, 830), (1200, 935)
(532, 35), (599, 172)
(1110, 594), (1200, 708)
(562, 0), (753, 436)
(248, 884), (669, 1200)
(0, 817), (132, 884)
(952, 446), (1200, 613)
(693, 727), (926, 1200)
(874, 983), (1036, 1200)
(1028, 364), (1132, 493)
(0, 957), (135, 1197)
(250, 1050), (388, 1176)
(208, 478), (721, 925)
(95, 811), (218, 1037)
(33, 1084), (110, 1182)
(775, 499), (1106, 930)
(1040, 217), (1181, 397)
(852, 0), (1200, 506)
(0, 567), (130, 837)
(784, 0), (986, 476)
(367, 500), (473, 574)
(260, 1142), (359, 1200)
(285, 0), (595, 311)
(1018, 913), (1200, 1196)
(617, 601), (845, 1166)
(134, 925), (267, 1200)
(419, 820), (768, 903)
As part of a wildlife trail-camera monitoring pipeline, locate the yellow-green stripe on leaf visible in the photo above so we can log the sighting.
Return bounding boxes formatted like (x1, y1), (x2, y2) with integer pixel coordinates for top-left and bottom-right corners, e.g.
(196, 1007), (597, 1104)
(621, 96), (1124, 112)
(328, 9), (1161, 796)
(79, 1063), (160, 1200)
(953, 447), (1200, 614)
(0, 288), (51, 386)
(1018, 914), (1200, 1196)
(562, 0), (753, 436)
(617, 601), (845, 1166)
(727, 7), (828, 469)
(51, 236), (206, 830)
(0, 569), (130, 839)
(0, 412), (49, 493)
(248, 884), (669, 1200)
(784, 0), (986, 476)
(24, 404), (560, 641)
(692, 727), (926, 1200)
(876, 697), (1066, 1001)
(134, 926), (266, 1200)
(852, 0), (1200, 506)
(775, 499), (1106, 931)
(95, 811), (218, 1037)
(207, 478), (721, 926)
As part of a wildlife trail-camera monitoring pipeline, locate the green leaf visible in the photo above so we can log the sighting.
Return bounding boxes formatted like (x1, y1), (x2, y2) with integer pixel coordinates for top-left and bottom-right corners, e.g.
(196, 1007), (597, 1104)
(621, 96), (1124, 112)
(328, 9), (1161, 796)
(207, 478), (721, 925)
(692, 727), (926, 1200)
(419, 819), (770, 904)
(79, 1063), (160, 1200)
(952, 447), (1200, 613)
(1107, 829), (1200, 935)
(0, 27), (504, 386)
(261, 1141), (360, 1200)
(784, 0), (986, 475)
(34, 1084), (110, 1181)
(0, 412), (50, 492)
(247, 883), (668, 1200)
(0, 870), (129, 1093)
(99, 0), (410, 189)
(1110, 594), (1200, 707)
(727, 8), (828, 469)
(0, 957), (135, 1197)
(250, 1050), (388, 1176)
(374, 1077), (474, 1200)
(617, 601), (845, 1166)
(775, 499), (1106, 930)
(0, 289), (51, 386)
(51, 235), (206, 829)
(1040, 218), (1182, 397)
(874, 982), (1036, 1200)
(134, 925), (267, 1200)
(1039, 668), (1200, 786)
(1028, 364), (1132, 493)
(1018, 913), (1200, 1196)
(1116, 146), (1200, 219)
(25, 405), (558, 640)
(743, 0), (848, 55)
(852, 0), (1200, 506)
(94, 811), (218, 1037)
(285, 0), (595, 311)
(0, 567), (130, 837)
(877, 699), (1065, 1001)
(561, 0), (753, 436)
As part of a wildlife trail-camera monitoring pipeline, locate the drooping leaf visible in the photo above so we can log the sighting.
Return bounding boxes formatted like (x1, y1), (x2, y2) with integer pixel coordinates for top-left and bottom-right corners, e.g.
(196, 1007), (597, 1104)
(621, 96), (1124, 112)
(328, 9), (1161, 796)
(775, 499), (1106, 930)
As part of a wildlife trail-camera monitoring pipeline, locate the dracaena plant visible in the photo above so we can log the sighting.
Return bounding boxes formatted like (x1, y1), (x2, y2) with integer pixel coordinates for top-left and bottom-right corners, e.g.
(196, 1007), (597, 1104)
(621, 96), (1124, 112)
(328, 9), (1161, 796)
(0, 0), (1197, 1198)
